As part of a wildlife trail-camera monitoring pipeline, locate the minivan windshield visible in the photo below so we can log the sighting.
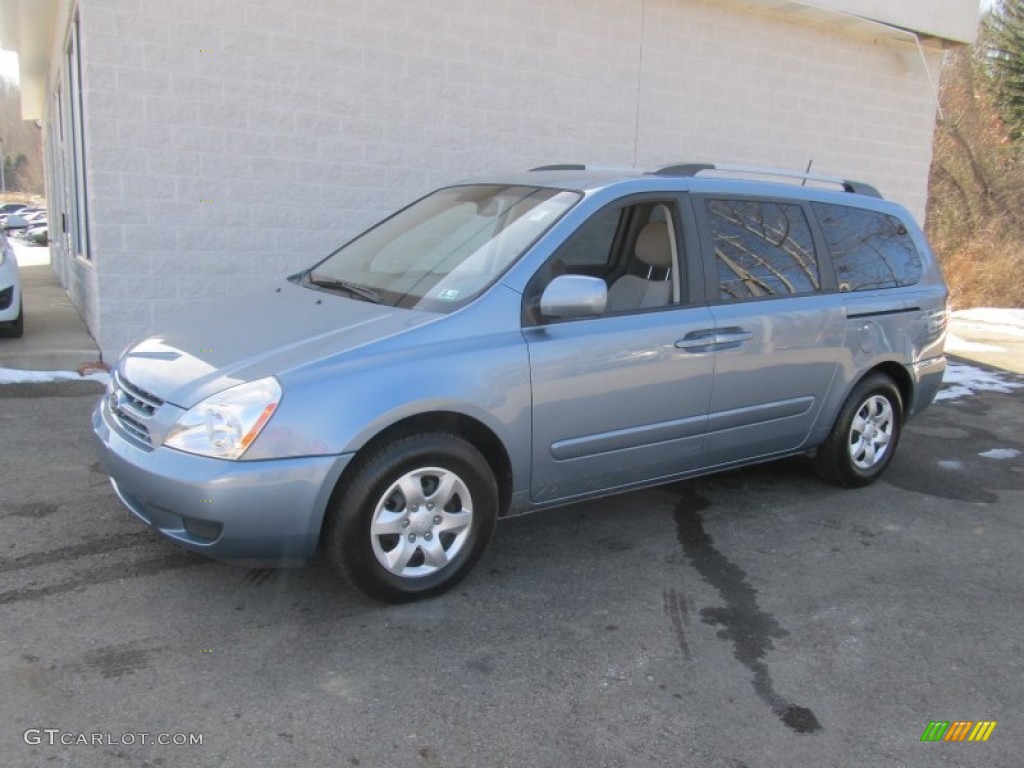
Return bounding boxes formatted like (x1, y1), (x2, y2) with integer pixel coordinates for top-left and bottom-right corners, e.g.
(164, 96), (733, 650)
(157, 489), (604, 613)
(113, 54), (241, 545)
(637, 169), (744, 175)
(306, 185), (580, 312)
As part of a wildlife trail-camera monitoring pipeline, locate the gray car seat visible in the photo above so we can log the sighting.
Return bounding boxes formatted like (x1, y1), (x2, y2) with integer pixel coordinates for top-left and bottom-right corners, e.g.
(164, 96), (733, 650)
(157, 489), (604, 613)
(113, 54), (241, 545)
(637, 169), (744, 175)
(606, 220), (673, 312)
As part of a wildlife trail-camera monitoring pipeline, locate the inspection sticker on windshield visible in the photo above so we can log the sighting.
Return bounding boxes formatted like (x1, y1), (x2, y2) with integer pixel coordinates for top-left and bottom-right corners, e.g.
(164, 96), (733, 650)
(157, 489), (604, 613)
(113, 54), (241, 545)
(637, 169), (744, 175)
(437, 288), (461, 300)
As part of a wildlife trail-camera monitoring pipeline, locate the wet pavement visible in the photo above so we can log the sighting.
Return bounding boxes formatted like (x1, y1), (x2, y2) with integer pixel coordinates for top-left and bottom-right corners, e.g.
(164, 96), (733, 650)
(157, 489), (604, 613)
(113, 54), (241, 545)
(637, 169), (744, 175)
(1, 372), (1021, 767)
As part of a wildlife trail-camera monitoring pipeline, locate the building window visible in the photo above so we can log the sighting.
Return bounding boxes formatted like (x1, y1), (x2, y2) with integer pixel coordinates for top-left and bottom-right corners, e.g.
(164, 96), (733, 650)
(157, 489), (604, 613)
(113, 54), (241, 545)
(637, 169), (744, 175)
(56, 11), (90, 260)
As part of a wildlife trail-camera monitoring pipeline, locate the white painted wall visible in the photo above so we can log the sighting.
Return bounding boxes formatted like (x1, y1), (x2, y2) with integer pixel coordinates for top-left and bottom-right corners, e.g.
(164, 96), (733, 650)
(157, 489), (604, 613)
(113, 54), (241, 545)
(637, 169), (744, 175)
(68, 0), (956, 357)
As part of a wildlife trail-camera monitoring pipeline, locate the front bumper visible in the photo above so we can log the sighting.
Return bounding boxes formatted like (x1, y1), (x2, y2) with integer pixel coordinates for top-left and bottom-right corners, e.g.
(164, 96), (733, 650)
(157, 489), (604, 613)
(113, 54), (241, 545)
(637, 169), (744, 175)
(92, 396), (352, 565)
(0, 266), (20, 322)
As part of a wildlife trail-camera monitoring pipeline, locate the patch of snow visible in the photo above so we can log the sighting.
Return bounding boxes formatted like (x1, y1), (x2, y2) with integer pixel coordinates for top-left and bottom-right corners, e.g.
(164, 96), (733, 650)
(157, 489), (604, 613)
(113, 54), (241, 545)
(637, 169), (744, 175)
(937, 459), (964, 471)
(950, 308), (1024, 340)
(936, 362), (1024, 402)
(0, 367), (108, 385)
(978, 448), (1021, 460)
(945, 332), (1005, 354)
(10, 240), (51, 268)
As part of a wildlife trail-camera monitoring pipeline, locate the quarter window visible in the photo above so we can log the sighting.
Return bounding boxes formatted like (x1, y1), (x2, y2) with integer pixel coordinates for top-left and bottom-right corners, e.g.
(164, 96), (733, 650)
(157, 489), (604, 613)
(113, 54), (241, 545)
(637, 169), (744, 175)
(812, 203), (923, 291)
(706, 200), (819, 301)
(555, 206), (621, 268)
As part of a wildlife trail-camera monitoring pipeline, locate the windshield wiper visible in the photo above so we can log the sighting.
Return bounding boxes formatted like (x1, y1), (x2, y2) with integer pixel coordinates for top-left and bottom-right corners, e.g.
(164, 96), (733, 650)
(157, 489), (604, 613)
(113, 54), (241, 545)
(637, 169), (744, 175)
(307, 275), (382, 303)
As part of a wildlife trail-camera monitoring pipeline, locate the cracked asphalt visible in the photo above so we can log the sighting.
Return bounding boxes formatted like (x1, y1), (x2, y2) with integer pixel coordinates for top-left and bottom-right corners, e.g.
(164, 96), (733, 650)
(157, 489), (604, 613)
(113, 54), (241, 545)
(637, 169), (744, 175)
(1, 370), (1022, 767)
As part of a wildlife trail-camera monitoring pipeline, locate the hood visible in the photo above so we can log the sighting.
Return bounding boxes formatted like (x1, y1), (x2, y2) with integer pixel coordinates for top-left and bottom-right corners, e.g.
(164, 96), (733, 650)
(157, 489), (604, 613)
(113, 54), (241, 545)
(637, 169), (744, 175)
(119, 280), (440, 407)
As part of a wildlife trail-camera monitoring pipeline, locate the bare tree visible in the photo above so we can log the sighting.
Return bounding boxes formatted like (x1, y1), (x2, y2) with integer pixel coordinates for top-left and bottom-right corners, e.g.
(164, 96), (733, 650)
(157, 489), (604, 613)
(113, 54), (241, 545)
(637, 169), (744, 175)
(0, 80), (45, 196)
(925, 44), (1024, 307)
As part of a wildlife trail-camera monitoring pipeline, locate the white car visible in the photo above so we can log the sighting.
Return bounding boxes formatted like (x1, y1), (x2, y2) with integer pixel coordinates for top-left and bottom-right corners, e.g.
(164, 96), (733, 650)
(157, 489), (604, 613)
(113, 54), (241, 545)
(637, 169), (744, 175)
(0, 228), (23, 337)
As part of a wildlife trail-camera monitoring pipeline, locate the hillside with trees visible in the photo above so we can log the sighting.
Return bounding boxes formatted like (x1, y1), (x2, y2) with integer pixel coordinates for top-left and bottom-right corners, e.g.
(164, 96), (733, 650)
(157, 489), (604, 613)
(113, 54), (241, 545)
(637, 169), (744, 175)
(926, 0), (1024, 308)
(0, 79), (44, 196)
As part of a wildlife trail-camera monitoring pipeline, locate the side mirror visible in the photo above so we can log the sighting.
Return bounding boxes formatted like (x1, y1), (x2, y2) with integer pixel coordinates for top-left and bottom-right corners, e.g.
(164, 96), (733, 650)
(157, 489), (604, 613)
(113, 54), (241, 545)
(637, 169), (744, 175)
(539, 274), (607, 319)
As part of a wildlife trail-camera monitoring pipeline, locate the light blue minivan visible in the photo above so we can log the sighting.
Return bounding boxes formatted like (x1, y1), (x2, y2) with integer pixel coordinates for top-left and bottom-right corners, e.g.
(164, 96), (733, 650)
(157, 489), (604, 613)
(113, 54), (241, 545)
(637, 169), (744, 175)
(93, 164), (948, 602)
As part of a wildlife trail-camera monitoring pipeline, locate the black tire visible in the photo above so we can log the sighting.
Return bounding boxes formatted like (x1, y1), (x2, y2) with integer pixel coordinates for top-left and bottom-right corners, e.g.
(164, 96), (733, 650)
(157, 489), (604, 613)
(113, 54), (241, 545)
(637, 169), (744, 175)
(814, 373), (903, 488)
(1, 300), (23, 338)
(323, 431), (498, 603)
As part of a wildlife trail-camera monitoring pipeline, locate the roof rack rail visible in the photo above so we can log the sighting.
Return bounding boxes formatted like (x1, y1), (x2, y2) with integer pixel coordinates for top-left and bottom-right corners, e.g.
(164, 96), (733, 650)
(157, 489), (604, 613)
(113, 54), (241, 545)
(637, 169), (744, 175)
(647, 163), (882, 198)
(528, 164), (588, 171)
(527, 163), (636, 173)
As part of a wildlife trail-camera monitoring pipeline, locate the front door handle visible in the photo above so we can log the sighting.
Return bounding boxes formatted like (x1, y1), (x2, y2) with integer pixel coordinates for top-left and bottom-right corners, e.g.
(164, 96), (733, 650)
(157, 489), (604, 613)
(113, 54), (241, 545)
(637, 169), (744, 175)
(675, 327), (753, 352)
(675, 329), (718, 352)
(713, 328), (753, 344)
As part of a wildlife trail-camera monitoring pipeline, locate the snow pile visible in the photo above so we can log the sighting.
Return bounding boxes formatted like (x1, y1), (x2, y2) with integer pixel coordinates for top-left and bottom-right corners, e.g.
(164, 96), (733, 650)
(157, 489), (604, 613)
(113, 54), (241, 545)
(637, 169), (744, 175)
(979, 448), (1021, 460)
(951, 308), (1024, 337)
(0, 368), (108, 385)
(945, 335), (1005, 354)
(947, 307), (1024, 354)
(936, 362), (1023, 402)
(10, 240), (51, 268)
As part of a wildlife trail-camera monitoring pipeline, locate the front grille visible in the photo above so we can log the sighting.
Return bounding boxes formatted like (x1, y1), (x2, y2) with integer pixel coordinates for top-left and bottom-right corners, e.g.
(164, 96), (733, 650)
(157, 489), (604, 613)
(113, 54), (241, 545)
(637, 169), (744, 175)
(0, 285), (12, 310)
(110, 370), (165, 448)
(113, 370), (163, 414)
(115, 410), (151, 445)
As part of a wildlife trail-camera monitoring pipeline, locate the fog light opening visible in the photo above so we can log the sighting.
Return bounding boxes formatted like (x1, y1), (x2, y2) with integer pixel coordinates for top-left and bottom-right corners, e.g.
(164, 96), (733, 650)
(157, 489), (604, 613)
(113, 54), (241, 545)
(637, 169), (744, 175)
(183, 517), (223, 542)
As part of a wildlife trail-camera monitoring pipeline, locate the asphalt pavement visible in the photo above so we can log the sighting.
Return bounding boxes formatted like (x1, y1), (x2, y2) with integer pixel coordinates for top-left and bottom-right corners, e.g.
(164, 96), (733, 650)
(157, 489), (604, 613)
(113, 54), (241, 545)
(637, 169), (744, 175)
(1, 372), (1022, 768)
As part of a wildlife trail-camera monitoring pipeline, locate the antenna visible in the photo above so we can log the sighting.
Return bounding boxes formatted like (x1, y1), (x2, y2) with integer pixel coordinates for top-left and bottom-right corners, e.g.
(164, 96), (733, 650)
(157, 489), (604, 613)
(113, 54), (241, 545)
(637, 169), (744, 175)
(802, 159), (813, 187)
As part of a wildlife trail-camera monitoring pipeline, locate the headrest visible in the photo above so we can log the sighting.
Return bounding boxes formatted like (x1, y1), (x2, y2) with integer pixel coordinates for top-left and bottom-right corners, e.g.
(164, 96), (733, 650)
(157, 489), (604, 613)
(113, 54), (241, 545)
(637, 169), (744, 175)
(635, 220), (673, 268)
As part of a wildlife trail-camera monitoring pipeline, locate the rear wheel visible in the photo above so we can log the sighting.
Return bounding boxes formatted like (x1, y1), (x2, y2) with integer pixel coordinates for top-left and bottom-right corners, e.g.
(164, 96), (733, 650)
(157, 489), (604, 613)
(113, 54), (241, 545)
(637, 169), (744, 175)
(324, 432), (498, 603)
(815, 373), (903, 488)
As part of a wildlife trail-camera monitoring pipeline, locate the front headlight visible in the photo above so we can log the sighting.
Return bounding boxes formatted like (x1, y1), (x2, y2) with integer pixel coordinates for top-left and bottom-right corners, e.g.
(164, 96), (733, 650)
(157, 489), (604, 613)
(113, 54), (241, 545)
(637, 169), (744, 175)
(164, 377), (281, 460)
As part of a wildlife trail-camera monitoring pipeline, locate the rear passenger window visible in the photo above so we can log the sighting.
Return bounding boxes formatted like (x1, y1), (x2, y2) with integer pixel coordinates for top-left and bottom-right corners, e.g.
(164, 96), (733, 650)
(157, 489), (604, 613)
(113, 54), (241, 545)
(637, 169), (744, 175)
(706, 199), (819, 301)
(812, 203), (923, 291)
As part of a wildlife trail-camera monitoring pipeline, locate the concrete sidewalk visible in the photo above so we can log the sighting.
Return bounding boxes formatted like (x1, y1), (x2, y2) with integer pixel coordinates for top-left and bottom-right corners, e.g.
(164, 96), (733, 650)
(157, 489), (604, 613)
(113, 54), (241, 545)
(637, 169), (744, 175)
(0, 247), (103, 372)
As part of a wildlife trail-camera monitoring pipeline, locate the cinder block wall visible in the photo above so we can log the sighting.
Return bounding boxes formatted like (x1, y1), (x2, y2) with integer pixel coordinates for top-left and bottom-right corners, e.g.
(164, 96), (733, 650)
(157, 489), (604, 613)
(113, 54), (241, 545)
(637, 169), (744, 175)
(75, 0), (945, 358)
(635, 1), (943, 210)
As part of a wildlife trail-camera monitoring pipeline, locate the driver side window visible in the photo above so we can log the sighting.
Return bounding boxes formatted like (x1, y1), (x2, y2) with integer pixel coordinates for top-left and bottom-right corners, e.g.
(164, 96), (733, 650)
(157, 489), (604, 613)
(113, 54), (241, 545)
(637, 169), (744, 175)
(530, 200), (682, 320)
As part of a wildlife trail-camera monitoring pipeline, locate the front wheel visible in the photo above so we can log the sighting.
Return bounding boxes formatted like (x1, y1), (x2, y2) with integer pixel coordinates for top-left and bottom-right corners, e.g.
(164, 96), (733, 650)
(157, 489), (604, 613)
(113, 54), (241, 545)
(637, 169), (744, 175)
(323, 432), (498, 603)
(814, 373), (903, 488)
